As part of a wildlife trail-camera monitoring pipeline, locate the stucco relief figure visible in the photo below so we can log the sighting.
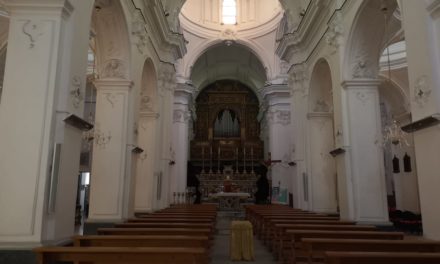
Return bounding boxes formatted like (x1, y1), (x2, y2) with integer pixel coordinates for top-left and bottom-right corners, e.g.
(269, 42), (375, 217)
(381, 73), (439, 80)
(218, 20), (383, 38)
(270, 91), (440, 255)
(102, 59), (126, 79)
(140, 94), (153, 112)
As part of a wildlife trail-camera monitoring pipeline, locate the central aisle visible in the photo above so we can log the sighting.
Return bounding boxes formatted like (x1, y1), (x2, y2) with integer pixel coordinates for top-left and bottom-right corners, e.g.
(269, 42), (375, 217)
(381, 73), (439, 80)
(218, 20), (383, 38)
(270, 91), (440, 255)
(211, 211), (277, 264)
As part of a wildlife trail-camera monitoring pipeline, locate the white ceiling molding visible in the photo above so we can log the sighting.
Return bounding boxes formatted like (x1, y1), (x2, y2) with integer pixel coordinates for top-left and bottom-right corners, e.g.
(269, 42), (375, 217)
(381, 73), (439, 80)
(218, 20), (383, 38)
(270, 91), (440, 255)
(276, 0), (333, 62)
(134, 0), (187, 62)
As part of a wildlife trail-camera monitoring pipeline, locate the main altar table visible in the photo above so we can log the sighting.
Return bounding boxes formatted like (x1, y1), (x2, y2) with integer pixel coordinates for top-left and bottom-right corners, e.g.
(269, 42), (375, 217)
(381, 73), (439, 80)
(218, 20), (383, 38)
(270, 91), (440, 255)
(210, 192), (250, 211)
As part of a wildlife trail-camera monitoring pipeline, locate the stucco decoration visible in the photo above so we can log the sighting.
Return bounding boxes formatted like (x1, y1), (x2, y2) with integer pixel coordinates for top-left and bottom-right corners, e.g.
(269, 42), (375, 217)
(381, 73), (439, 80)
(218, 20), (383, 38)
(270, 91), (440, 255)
(173, 109), (191, 123)
(267, 110), (291, 126)
(102, 59), (127, 79)
(140, 94), (153, 112)
(413, 75), (431, 108)
(104, 92), (117, 108)
(159, 70), (176, 91)
(289, 64), (309, 97)
(352, 57), (375, 79)
(313, 99), (331, 112)
(325, 12), (343, 54)
(22, 20), (44, 49)
(220, 28), (237, 41)
(70, 75), (83, 109)
(355, 91), (370, 105)
(131, 9), (147, 54)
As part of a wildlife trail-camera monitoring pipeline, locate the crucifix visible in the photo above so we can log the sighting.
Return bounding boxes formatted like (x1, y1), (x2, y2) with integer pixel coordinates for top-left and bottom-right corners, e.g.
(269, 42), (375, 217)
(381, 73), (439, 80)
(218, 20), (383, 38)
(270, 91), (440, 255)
(262, 152), (282, 168)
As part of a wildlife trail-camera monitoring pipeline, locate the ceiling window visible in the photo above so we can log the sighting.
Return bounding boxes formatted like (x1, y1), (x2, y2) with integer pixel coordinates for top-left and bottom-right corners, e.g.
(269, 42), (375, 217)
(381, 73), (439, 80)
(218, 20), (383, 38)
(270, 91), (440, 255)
(222, 0), (237, 25)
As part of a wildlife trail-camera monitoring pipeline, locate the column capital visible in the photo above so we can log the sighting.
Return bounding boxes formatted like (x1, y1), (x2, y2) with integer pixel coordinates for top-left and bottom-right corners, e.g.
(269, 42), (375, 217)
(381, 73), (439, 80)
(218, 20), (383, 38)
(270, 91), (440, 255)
(5, 0), (73, 18)
(262, 84), (291, 107)
(174, 83), (195, 103)
(93, 79), (133, 91)
(341, 79), (382, 89)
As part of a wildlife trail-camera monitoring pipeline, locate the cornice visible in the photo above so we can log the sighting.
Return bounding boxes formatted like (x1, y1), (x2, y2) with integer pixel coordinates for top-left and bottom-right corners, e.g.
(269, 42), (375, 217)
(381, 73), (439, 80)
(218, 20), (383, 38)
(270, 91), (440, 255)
(139, 0), (186, 61)
(426, 0), (440, 18)
(261, 83), (291, 101)
(179, 9), (283, 40)
(341, 79), (382, 89)
(4, 0), (73, 18)
(93, 79), (134, 91)
(307, 112), (333, 119)
(276, 0), (333, 62)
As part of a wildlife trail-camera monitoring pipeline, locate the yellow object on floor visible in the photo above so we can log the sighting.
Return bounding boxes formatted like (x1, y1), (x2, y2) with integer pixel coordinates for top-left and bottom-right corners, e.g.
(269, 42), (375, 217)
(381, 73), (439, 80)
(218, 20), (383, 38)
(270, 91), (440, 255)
(230, 220), (254, 261)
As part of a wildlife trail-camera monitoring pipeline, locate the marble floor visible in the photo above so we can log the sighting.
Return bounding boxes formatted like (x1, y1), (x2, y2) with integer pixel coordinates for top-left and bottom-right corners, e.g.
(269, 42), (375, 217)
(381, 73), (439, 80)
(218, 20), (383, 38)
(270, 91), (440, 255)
(211, 211), (277, 264)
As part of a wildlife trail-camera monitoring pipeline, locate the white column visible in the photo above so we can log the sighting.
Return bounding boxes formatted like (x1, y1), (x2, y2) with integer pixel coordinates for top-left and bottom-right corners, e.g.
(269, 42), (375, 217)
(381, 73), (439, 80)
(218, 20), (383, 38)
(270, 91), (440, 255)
(400, 0), (440, 239)
(289, 66), (310, 210)
(88, 80), (133, 222)
(339, 80), (389, 224)
(264, 85), (293, 205)
(170, 86), (193, 203)
(0, 0), (93, 247)
(152, 69), (175, 210)
(307, 113), (338, 213)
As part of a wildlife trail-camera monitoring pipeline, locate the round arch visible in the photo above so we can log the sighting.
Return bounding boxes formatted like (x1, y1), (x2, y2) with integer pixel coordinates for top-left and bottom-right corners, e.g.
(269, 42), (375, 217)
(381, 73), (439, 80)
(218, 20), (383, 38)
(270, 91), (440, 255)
(306, 58), (338, 213)
(92, 0), (131, 80)
(308, 58), (334, 112)
(184, 39), (271, 81)
(140, 58), (158, 113)
(343, 0), (400, 80)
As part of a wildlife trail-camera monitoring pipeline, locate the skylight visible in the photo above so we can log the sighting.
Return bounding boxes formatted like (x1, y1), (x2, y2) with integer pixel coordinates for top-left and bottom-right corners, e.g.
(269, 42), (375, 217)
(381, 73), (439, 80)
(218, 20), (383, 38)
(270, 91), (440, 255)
(222, 0), (237, 25)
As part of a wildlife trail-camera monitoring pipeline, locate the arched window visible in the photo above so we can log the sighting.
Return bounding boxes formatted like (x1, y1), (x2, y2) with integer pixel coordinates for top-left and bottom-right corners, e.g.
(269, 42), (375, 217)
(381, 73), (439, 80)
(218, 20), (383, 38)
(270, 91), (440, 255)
(214, 109), (240, 138)
(222, 0), (237, 25)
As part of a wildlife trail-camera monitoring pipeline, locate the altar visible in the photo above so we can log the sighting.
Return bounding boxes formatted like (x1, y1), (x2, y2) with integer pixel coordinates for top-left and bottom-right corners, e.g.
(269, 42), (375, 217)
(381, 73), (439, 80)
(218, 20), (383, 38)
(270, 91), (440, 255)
(210, 192), (250, 211)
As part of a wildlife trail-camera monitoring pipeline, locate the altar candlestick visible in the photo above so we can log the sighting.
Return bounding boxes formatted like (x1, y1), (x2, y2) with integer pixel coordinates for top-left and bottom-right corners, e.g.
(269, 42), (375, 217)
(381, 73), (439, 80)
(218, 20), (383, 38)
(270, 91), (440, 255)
(251, 147), (255, 174)
(243, 147), (246, 174)
(217, 147), (221, 174)
(235, 147), (239, 174)
(209, 146), (213, 174)
(202, 147), (205, 174)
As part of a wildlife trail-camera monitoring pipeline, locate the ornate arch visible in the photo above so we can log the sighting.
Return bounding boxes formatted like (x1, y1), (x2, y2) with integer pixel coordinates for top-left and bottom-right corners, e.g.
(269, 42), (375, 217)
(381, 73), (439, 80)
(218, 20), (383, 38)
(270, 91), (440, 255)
(343, 0), (399, 80)
(92, 0), (131, 80)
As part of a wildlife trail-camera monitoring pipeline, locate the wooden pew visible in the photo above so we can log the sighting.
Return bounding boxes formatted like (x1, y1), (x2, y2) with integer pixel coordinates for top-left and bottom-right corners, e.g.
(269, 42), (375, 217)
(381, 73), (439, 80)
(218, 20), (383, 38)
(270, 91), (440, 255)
(127, 218), (213, 224)
(33, 246), (208, 264)
(302, 238), (440, 264)
(266, 220), (357, 247)
(324, 251), (440, 264)
(73, 235), (211, 249)
(272, 225), (377, 260)
(114, 223), (215, 235)
(285, 230), (404, 264)
(258, 215), (339, 240)
(97, 227), (212, 238)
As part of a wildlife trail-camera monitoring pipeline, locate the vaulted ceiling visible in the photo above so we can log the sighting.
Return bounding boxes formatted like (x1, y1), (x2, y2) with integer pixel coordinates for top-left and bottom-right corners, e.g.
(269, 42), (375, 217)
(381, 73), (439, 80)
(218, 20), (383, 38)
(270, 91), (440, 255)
(191, 43), (266, 98)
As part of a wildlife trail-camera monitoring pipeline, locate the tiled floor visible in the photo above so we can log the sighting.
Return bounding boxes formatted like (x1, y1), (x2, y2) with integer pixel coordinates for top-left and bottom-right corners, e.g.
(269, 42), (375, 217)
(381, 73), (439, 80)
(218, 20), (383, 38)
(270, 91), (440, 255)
(211, 212), (277, 264)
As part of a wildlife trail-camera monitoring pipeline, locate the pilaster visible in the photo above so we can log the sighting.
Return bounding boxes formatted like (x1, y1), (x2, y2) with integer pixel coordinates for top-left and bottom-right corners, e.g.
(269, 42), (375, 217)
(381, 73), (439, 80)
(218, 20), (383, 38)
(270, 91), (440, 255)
(400, 0), (440, 239)
(170, 85), (193, 202)
(0, 0), (82, 248)
(340, 79), (389, 224)
(88, 79), (133, 222)
(263, 84), (293, 204)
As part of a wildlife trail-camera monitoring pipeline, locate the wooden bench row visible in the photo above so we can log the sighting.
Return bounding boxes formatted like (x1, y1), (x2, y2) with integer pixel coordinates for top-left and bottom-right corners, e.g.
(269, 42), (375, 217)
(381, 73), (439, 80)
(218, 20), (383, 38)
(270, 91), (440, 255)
(245, 204), (440, 264)
(34, 205), (218, 264)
